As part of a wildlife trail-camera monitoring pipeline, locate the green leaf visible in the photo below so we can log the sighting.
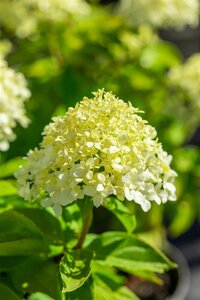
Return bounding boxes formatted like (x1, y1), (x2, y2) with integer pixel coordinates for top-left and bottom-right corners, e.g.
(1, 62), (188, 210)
(0, 283), (20, 300)
(174, 147), (199, 173)
(65, 276), (93, 300)
(91, 261), (139, 299)
(59, 249), (94, 292)
(140, 42), (180, 72)
(86, 232), (175, 275)
(0, 210), (48, 256)
(93, 272), (139, 300)
(0, 180), (17, 197)
(77, 197), (93, 219)
(15, 208), (64, 245)
(0, 195), (32, 212)
(0, 157), (24, 179)
(27, 57), (59, 80)
(62, 203), (82, 248)
(129, 269), (163, 285)
(0, 256), (27, 271)
(0, 209), (43, 241)
(28, 292), (54, 300)
(0, 239), (48, 256)
(91, 261), (125, 286)
(10, 256), (61, 299)
(168, 200), (195, 237)
(103, 197), (136, 233)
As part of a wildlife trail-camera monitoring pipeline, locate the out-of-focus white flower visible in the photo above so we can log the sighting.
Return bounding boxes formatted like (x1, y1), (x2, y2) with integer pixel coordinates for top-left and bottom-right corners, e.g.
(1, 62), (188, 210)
(0, 58), (30, 151)
(168, 54), (200, 110)
(16, 90), (177, 216)
(35, 0), (90, 20)
(117, 0), (199, 29)
(0, 0), (90, 38)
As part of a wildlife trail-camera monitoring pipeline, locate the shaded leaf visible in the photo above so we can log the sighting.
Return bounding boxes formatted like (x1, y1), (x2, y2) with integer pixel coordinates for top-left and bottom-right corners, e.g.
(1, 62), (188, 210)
(77, 197), (93, 219)
(0, 283), (20, 300)
(0, 210), (48, 256)
(15, 208), (64, 245)
(62, 203), (82, 248)
(10, 256), (61, 299)
(0, 256), (27, 271)
(65, 276), (93, 300)
(103, 197), (136, 233)
(0, 239), (48, 256)
(169, 200), (195, 237)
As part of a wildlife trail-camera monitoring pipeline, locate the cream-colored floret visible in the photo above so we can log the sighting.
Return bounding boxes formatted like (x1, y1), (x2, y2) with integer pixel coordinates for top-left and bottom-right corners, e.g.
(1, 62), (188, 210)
(0, 58), (30, 151)
(16, 90), (177, 216)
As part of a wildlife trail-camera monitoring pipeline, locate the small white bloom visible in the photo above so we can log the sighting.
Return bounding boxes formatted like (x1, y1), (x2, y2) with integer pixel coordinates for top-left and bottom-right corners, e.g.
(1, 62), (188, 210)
(41, 198), (53, 207)
(96, 184), (104, 192)
(109, 146), (119, 153)
(53, 203), (62, 217)
(97, 173), (105, 183)
(86, 142), (94, 148)
(93, 195), (103, 207)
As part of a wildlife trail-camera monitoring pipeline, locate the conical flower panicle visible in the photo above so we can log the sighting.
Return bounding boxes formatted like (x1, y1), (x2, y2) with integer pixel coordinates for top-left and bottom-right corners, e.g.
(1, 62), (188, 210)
(16, 90), (177, 216)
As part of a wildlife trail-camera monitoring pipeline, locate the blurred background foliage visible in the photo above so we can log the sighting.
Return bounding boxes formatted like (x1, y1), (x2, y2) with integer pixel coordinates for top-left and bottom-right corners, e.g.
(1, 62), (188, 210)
(0, 0), (200, 242)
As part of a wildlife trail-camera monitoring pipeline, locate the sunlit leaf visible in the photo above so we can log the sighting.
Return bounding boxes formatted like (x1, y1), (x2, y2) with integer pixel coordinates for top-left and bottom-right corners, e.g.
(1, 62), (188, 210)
(93, 272), (139, 300)
(28, 292), (54, 300)
(60, 249), (94, 292)
(86, 232), (176, 275)
(0, 157), (24, 179)
(0, 180), (17, 197)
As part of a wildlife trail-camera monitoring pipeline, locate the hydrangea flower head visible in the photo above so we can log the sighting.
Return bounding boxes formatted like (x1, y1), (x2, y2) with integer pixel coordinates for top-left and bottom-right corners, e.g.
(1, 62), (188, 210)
(117, 0), (199, 29)
(0, 58), (30, 151)
(0, 0), (90, 38)
(168, 54), (200, 109)
(16, 90), (177, 216)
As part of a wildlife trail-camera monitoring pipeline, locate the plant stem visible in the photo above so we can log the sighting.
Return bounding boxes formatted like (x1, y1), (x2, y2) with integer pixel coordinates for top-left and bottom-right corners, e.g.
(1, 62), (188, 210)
(75, 210), (92, 249)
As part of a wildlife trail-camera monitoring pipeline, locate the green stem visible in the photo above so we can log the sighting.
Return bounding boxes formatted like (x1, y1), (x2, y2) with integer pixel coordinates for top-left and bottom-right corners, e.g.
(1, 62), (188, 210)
(75, 210), (93, 249)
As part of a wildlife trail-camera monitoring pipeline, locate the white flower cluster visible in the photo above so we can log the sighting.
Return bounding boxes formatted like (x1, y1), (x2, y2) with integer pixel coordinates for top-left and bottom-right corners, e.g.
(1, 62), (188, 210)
(16, 90), (177, 216)
(35, 0), (90, 20)
(168, 54), (200, 110)
(0, 58), (30, 151)
(117, 0), (199, 29)
(0, 0), (90, 38)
